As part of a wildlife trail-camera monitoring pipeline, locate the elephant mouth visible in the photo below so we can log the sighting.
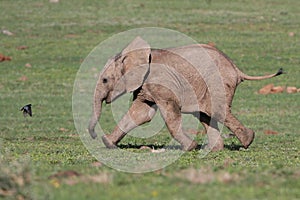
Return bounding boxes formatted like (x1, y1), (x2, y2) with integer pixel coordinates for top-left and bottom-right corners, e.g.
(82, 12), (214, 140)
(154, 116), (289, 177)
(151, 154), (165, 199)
(105, 90), (125, 104)
(105, 92), (112, 104)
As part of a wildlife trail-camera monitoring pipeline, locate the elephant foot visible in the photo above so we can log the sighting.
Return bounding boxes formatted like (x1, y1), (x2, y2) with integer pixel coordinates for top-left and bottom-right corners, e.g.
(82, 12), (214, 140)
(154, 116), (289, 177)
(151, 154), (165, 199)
(205, 140), (224, 152)
(206, 129), (224, 152)
(102, 135), (117, 149)
(181, 141), (198, 151)
(236, 128), (255, 149)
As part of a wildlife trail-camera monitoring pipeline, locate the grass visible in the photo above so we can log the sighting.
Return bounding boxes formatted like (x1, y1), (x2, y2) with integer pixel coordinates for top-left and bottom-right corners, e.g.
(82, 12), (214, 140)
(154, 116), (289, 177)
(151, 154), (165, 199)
(0, 0), (299, 199)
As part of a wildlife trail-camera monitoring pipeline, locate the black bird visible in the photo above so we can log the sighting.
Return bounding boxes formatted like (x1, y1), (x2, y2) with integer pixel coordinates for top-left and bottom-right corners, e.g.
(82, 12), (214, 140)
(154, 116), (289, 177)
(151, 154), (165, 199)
(20, 104), (32, 117)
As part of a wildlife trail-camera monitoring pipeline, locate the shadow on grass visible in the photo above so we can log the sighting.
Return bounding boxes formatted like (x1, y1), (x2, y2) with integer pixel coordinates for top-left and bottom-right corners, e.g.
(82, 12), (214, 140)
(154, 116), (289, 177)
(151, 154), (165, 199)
(224, 144), (244, 151)
(117, 143), (244, 151)
(117, 144), (178, 150)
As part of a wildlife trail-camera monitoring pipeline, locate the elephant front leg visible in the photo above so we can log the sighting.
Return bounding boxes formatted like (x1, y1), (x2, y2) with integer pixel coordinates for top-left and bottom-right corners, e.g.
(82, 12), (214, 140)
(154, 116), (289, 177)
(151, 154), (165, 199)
(102, 99), (157, 148)
(199, 113), (224, 151)
(158, 101), (198, 151)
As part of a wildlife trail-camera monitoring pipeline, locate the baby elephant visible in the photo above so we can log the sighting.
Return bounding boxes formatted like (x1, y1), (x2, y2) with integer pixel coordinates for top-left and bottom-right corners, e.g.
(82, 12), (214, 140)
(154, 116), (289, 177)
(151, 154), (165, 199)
(88, 37), (283, 151)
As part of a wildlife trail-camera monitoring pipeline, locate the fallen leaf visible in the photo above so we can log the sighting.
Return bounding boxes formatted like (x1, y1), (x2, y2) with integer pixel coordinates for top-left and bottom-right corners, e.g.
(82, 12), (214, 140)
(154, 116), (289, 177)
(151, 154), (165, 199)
(270, 86), (284, 94)
(49, 178), (60, 188)
(49, 171), (111, 186)
(179, 168), (214, 184)
(18, 75), (28, 82)
(264, 130), (279, 135)
(223, 158), (235, 168)
(258, 83), (274, 94)
(175, 168), (240, 184)
(17, 46), (28, 50)
(49, 0), (59, 3)
(0, 189), (15, 197)
(65, 34), (78, 38)
(59, 127), (68, 132)
(26, 137), (34, 141)
(68, 134), (78, 138)
(87, 173), (111, 184)
(62, 178), (78, 186)
(49, 170), (81, 179)
(0, 53), (12, 62)
(217, 172), (239, 184)
(25, 63), (32, 68)
(2, 30), (14, 36)
(207, 42), (216, 47)
(91, 161), (102, 167)
(293, 170), (300, 179)
(297, 88), (300, 93)
(288, 32), (295, 37)
(286, 86), (297, 94)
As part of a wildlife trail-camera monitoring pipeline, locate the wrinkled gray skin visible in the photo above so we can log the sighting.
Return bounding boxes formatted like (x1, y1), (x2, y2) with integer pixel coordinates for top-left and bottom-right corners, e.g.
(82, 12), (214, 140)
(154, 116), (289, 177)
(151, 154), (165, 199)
(88, 37), (283, 151)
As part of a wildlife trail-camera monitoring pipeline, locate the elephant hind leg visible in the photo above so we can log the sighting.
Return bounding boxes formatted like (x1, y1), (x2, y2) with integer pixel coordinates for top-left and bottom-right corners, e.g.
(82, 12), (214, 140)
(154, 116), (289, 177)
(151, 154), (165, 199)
(102, 99), (157, 148)
(223, 111), (255, 149)
(199, 113), (224, 152)
(158, 101), (198, 151)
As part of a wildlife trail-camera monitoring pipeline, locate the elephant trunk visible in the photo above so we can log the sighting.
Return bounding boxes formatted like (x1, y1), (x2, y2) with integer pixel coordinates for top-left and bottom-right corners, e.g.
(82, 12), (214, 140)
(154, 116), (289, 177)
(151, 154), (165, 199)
(88, 87), (105, 139)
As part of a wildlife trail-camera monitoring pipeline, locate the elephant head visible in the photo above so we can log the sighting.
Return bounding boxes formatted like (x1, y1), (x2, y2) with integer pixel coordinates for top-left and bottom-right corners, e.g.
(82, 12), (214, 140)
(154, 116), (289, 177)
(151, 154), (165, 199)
(88, 37), (151, 138)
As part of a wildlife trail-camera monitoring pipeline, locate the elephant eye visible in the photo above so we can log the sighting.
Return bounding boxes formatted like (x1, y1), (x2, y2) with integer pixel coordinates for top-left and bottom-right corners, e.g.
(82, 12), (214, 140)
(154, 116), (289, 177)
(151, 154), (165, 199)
(102, 78), (108, 83)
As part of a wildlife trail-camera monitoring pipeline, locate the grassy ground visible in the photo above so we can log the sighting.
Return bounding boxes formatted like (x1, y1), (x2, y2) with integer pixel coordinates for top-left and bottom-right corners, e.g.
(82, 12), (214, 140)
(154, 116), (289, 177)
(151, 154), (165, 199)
(0, 0), (299, 199)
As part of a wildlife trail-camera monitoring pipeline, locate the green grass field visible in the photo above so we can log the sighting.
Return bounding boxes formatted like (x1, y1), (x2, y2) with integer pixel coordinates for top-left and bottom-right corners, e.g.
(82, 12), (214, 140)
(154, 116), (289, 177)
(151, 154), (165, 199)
(0, 0), (299, 199)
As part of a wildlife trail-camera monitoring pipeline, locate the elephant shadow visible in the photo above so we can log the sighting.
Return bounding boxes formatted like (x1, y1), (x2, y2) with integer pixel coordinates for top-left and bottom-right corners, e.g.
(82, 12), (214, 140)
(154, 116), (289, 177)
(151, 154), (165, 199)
(117, 143), (244, 151)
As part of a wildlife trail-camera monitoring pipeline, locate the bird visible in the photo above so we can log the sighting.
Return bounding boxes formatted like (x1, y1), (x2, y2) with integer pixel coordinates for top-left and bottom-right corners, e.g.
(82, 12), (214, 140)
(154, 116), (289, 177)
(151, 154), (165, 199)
(20, 104), (32, 117)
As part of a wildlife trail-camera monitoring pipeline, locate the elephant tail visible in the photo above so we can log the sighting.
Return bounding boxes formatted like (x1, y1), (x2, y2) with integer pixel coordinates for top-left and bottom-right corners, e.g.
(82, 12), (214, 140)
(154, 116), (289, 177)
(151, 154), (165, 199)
(240, 68), (284, 81)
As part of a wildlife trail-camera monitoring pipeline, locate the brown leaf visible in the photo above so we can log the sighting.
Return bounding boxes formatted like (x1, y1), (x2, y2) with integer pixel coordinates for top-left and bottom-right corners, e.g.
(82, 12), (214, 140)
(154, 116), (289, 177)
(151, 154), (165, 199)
(63, 178), (78, 186)
(258, 83), (274, 94)
(25, 63), (32, 68)
(18, 75), (28, 82)
(68, 134), (78, 138)
(270, 86), (284, 94)
(175, 168), (240, 184)
(207, 42), (216, 47)
(0, 53), (12, 62)
(178, 168), (214, 184)
(264, 130), (279, 135)
(91, 161), (102, 167)
(288, 32), (295, 37)
(26, 137), (34, 141)
(0, 189), (15, 197)
(223, 158), (235, 168)
(293, 170), (300, 179)
(65, 34), (78, 38)
(87, 173), (111, 184)
(217, 172), (239, 184)
(59, 127), (68, 132)
(49, 170), (81, 179)
(56, 172), (111, 186)
(17, 46), (29, 50)
(286, 86), (297, 94)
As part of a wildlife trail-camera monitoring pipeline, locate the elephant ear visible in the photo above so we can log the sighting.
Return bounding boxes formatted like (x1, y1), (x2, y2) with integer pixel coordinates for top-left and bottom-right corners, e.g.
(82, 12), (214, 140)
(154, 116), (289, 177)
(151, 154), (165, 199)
(121, 37), (151, 92)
